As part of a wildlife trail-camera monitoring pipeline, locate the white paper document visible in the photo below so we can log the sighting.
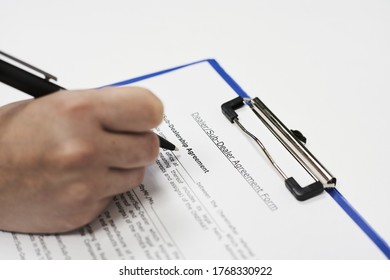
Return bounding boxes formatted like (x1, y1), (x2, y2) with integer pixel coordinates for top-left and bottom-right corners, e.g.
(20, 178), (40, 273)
(0, 61), (385, 259)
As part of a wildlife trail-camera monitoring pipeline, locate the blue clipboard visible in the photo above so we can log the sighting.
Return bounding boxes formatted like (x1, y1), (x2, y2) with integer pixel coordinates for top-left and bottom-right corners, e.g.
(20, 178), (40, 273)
(107, 58), (390, 259)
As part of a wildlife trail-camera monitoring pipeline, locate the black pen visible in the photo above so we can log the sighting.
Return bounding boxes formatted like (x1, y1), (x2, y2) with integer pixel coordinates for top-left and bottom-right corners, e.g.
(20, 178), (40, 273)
(0, 51), (177, 151)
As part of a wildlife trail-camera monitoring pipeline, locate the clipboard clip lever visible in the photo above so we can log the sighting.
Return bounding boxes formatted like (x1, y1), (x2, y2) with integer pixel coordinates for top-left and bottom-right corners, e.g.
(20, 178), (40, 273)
(222, 96), (336, 201)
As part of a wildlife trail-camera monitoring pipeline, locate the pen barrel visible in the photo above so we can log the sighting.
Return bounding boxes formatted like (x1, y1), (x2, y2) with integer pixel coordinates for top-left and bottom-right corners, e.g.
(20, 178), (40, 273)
(0, 59), (63, 97)
(249, 97), (336, 187)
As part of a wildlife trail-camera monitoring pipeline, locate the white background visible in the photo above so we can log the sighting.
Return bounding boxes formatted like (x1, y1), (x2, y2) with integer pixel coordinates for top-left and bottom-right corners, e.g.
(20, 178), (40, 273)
(0, 260), (389, 279)
(1, 0), (389, 251)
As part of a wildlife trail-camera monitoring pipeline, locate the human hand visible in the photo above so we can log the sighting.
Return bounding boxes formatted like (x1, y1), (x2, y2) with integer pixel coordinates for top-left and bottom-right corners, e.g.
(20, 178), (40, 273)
(0, 87), (163, 233)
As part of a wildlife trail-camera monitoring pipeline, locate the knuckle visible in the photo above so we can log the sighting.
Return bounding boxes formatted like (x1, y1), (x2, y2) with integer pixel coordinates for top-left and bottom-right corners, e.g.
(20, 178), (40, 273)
(63, 182), (95, 206)
(60, 94), (95, 118)
(48, 140), (97, 169)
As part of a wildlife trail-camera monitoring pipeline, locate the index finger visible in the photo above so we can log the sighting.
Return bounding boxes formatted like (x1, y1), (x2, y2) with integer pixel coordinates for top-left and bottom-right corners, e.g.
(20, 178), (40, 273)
(91, 86), (164, 132)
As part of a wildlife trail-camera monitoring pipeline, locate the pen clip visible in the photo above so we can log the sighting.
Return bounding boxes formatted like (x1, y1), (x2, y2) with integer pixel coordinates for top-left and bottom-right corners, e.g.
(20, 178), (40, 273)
(0, 50), (58, 82)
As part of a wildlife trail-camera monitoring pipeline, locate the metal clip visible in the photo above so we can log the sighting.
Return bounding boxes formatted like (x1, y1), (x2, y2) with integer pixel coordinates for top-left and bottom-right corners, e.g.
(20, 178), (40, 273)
(0, 50), (57, 81)
(222, 96), (336, 201)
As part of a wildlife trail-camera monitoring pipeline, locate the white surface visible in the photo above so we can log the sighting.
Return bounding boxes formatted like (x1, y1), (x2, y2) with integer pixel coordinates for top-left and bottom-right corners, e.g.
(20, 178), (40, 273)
(1, 0), (390, 252)
(0, 62), (384, 259)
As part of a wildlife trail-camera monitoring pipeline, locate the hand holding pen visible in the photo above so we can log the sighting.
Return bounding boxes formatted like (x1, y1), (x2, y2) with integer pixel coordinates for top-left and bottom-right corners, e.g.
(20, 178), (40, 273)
(0, 52), (175, 233)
